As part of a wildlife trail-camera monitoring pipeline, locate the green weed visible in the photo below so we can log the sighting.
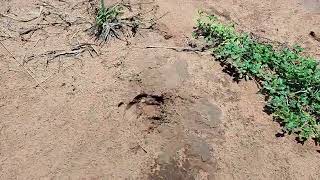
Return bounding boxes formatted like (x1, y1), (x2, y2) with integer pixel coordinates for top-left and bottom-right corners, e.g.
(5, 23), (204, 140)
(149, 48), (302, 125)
(194, 12), (320, 143)
(93, 0), (124, 41)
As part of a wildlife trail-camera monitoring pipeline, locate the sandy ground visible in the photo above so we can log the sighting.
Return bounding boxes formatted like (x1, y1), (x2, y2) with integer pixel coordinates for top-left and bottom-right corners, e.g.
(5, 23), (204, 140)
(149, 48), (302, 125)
(0, 0), (320, 179)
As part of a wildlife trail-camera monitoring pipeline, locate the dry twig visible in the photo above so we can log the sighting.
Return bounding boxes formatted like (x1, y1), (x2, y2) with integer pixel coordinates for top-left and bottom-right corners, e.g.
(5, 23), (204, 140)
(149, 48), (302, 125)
(25, 43), (98, 64)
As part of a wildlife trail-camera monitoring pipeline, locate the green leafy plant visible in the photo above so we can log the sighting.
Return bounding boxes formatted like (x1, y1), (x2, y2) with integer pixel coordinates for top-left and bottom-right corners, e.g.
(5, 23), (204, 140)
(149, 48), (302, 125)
(194, 12), (320, 143)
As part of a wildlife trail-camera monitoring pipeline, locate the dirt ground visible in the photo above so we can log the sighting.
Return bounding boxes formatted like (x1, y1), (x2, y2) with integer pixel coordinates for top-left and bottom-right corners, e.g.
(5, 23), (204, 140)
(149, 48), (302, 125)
(0, 0), (320, 179)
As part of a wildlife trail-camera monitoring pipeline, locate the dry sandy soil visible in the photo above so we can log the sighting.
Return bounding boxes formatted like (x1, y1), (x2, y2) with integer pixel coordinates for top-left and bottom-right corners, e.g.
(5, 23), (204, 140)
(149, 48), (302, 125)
(1, 0), (320, 179)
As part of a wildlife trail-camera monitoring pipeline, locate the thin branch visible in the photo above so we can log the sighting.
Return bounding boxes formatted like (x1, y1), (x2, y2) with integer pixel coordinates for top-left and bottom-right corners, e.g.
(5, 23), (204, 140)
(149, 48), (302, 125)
(26, 43), (97, 63)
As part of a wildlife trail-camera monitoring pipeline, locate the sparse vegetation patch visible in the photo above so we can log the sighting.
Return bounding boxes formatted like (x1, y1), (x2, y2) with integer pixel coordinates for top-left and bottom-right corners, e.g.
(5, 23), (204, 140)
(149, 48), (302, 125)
(92, 0), (157, 43)
(194, 12), (320, 143)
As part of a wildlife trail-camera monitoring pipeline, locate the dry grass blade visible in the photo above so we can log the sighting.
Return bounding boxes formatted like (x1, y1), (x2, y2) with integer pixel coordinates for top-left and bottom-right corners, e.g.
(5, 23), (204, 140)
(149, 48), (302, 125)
(0, 41), (49, 94)
(0, 6), (43, 22)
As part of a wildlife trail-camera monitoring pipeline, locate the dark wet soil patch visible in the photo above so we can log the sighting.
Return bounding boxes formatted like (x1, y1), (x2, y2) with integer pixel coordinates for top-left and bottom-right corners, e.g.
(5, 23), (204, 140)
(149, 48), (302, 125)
(125, 93), (170, 129)
(310, 31), (320, 42)
(149, 157), (194, 180)
(148, 143), (215, 180)
(126, 93), (164, 110)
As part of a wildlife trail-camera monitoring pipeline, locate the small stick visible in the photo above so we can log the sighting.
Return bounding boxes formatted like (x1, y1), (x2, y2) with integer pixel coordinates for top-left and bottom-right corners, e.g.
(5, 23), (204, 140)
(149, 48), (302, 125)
(133, 45), (203, 52)
(126, 1), (155, 6)
(0, 41), (49, 94)
(139, 144), (148, 153)
(0, 13), (38, 22)
(153, 11), (169, 22)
